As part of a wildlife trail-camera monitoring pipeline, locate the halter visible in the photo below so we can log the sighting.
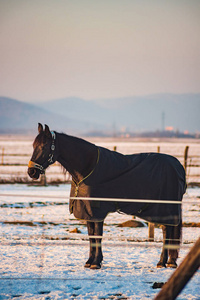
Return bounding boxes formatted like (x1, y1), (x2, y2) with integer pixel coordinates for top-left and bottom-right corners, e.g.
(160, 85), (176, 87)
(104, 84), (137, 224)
(28, 131), (56, 173)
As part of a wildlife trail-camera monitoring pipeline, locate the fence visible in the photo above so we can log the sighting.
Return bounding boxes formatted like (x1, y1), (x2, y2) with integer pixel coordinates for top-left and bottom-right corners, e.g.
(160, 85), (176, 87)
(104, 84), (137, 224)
(1, 142), (199, 244)
(1, 144), (200, 185)
(0, 140), (200, 298)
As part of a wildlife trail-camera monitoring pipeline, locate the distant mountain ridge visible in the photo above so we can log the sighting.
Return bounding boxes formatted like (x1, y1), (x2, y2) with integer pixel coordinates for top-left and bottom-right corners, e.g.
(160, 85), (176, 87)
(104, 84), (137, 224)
(38, 93), (200, 133)
(0, 94), (200, 134)
(0, 97), (96, 134)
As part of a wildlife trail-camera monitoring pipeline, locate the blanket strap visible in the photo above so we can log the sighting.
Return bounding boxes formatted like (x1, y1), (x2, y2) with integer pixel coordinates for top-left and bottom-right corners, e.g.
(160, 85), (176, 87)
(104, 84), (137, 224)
(72, 148), (100, 197)
(137, 203), (149, 214)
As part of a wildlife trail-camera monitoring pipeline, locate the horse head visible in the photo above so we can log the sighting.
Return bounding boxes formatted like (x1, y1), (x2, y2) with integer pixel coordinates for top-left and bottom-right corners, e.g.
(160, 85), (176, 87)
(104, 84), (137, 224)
(27, 123), (56, 180)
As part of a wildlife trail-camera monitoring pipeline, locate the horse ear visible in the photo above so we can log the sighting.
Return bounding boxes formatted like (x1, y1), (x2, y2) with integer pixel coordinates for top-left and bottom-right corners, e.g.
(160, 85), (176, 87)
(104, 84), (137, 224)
(44, 124), (51, 138)
(38, 123), (43, 134)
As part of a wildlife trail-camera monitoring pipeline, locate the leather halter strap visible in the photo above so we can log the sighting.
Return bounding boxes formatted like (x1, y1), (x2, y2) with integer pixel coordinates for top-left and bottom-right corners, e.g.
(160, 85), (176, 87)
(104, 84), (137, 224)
(28, 161), (44, 170)
(28, 131), (56, 173)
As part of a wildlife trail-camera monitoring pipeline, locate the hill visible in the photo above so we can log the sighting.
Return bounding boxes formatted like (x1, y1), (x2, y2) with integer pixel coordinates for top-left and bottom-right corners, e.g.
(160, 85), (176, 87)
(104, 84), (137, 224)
(1, 94), (199, 135)
(39, 94), (200, 134)
(0, 97), (95, 134)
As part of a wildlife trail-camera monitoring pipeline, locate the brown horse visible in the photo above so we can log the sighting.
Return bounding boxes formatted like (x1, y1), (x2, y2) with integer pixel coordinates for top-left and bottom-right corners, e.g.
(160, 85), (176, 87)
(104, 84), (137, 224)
(28, 124), (186, 269)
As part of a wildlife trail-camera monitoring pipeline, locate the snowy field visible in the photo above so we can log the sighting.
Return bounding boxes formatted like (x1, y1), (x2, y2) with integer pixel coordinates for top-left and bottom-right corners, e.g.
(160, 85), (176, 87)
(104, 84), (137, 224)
(0, 136), (200, 299)
(0, 184), (199, 300)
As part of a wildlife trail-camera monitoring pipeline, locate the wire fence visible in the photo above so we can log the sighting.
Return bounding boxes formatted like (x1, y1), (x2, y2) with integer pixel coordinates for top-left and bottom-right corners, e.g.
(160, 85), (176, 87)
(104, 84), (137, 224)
(1, 144), (200, 185)
(0, 193), (199, 248)
(0, 193), (198, 203)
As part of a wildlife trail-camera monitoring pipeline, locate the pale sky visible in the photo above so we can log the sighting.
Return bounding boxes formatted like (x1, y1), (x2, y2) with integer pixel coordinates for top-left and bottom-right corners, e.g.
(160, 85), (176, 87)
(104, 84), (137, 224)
(0, 0), (200, 102)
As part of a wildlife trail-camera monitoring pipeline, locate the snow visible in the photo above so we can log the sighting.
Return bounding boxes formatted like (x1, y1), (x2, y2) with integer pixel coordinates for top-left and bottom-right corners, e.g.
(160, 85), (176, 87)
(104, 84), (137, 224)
(0, 184), (199, 299)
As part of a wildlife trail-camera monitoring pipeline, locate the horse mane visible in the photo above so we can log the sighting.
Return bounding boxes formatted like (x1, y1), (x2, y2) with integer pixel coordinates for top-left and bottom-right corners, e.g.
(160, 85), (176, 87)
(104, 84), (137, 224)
(58, 132), (96, 148)
(56, 132), (97, 178)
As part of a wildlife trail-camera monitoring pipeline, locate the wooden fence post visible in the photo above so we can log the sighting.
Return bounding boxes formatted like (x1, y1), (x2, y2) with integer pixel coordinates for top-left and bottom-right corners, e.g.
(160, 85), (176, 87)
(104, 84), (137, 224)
(148, 146), (161, 241)
(40, 173), (47, 186)
(154, 237), (200, 300)
(148, 223), (155, 242)
(1, 148), (4, 165)
(184, 146), (189, 171)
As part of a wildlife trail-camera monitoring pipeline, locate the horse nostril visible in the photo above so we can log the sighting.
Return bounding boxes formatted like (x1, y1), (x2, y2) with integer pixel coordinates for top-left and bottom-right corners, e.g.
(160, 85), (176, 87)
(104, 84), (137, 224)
(28, 168), (36, 177)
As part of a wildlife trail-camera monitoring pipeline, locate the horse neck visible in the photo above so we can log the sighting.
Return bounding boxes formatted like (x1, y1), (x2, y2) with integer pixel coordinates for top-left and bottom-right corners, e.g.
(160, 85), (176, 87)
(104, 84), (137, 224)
(56, 133), (98, 183)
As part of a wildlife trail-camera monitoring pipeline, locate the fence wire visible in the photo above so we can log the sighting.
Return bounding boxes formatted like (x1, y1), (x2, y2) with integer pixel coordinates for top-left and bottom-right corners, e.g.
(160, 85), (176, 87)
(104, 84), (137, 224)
(0, 193), (198, 204)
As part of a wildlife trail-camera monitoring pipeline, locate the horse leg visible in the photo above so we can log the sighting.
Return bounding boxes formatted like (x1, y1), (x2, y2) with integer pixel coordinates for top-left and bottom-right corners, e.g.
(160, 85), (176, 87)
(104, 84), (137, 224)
(90, 221), (104, 270)
(157, 225), (170, 268)
(166, 222), (182, 268)
(85, 221), (96, 268)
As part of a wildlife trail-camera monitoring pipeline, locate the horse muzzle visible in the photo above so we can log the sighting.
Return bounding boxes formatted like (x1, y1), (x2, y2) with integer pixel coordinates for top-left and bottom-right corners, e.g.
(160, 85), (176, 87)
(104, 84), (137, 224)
(27, 161), (44, 180)
(27, 167), (40, 180)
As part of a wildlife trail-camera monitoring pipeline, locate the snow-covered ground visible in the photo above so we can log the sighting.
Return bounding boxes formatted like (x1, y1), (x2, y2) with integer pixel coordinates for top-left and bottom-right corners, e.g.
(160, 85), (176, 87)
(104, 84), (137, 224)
(0, 184), (199, 300)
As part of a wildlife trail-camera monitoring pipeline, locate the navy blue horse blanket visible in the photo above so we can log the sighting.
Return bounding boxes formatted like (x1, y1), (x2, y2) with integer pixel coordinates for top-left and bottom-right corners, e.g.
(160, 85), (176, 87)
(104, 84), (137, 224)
(70, 147), (186, 225)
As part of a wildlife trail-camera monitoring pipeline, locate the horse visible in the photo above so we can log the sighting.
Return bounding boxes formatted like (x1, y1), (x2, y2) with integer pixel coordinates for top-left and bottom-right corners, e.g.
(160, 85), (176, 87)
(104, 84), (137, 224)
(28, 123), (186, 270)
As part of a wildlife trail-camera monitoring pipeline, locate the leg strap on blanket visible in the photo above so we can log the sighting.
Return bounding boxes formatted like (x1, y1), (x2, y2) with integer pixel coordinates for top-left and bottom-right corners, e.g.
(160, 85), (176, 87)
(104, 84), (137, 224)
(137, 203), (149, 214)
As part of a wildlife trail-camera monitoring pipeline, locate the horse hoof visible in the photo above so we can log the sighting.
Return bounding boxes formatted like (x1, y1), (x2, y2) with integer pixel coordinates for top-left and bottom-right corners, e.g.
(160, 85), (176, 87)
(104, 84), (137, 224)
(84, 257), (94, 268)
(156, 263), (166, 268)
(166, 263), (177, 268)
(90, 264), (101, 270)
(167, 259), (177, 268)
